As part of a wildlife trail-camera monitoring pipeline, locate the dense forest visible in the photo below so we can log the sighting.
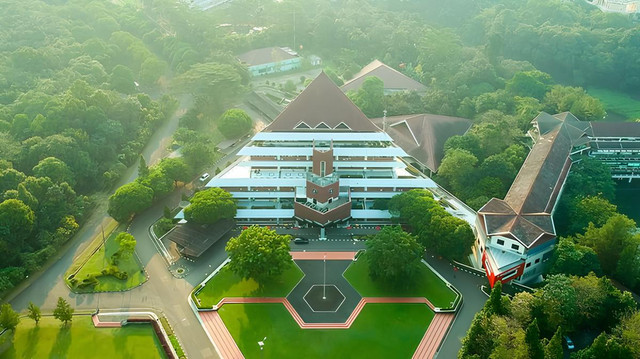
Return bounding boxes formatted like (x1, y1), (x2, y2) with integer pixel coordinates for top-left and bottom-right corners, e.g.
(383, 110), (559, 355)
(0, 0), (250, 293)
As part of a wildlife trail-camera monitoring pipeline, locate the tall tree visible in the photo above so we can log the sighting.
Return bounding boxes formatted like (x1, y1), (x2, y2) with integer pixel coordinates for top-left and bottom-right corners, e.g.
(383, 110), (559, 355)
(488, 280), (507, 315)
(349, 76), (385, 118)
(365, 226), (425, 286)
(114, 232), (136, 259)
(525, 318), (544, 359)
(27, 301), (41, 325)
(0, 303), (20, 332)
(138, 155), (149, 178)
(544, 327), (563, 359)
(53, 297), (74, 325)
(225, 226), (292, 285)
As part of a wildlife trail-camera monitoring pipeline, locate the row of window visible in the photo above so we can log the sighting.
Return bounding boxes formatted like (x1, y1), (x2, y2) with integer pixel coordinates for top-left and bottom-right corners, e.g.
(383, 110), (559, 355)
(496, 238), (520, 251)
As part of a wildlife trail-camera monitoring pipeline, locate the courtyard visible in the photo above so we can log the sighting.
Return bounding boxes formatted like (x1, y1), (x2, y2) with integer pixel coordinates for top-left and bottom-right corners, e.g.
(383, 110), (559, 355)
(192, 250), (459, 358)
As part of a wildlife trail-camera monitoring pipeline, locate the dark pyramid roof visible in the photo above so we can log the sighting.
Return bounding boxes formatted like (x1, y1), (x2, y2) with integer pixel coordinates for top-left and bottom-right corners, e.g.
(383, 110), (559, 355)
(370, 114), (472, 172)
(341, 60), (427, 93)
(264, 72), (381, 132)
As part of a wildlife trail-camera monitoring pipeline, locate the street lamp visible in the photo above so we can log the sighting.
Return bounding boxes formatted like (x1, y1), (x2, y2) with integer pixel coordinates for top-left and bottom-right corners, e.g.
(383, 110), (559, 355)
(258, 337), (267, 359)
(323, 254), (327, 300)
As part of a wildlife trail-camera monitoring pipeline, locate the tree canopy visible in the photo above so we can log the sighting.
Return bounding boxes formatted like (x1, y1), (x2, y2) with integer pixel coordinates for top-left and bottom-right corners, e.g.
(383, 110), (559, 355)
(107, 182), (154, 223)
(217, 109), (253, 139)
(184, 187), (236, 224)
(365, 226), (424, 286)
(225, 225), (292, 284)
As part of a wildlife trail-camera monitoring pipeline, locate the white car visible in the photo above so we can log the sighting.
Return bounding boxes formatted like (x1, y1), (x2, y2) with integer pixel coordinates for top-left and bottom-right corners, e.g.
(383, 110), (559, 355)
(199, 173), (210, 182)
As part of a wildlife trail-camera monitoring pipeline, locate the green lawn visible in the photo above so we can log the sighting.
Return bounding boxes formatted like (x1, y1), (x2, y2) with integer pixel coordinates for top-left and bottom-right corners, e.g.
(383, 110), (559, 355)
(219, 303), (433, 359)
(588, 87), (640, 120)
(194, 264), (304, 307)
(69, 230), (147, 293)
(0, 316), (166, 359)
(343, 253), (457, 308)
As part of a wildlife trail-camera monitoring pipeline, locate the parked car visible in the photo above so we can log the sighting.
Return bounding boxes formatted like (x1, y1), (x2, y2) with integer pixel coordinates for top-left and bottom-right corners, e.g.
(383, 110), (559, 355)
(293, 237), (309, 244)
(563, 336), (575, 350)
(199, 173), (210, 182)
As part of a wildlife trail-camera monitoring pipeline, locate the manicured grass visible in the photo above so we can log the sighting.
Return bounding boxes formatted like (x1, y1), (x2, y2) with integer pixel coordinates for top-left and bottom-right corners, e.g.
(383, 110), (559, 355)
(0, 316), (166, 359)
(588, 87), (640, 120)
(194, 264), (304, 307)
(219, 303), (433, 359)
(69, 229), (146, 293)
(344, 253), (457, 308)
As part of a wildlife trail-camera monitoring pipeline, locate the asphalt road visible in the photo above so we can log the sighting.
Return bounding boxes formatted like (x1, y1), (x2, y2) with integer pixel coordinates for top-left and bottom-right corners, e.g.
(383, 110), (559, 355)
(424, 254), (489, 358)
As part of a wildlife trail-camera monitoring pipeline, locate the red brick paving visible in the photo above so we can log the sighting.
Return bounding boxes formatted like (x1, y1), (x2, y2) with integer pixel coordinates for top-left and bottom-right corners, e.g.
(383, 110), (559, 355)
(200, 296), (455, 358)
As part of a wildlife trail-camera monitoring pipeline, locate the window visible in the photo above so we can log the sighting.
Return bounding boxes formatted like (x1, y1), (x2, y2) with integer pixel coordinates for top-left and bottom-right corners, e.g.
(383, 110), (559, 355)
(320, 161), (326, 177)
(329, 188), (333, 194)
(312, 189), (318, 194)
(497, 239), (505, 246)
(535, 258), (540, 264)
(511, 244), (519, 251)
(526, 262), (531, 268)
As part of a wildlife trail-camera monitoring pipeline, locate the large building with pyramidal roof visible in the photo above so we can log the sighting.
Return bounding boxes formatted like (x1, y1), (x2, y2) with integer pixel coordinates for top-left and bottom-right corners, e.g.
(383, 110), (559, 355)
(475, 111), (640, 287)
(205, 72), (436, 226)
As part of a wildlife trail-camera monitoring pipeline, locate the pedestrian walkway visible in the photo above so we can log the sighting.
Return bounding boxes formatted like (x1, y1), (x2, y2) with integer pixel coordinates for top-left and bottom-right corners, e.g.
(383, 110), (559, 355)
(200, 296), (452, 358)
(412, 312), (455, 359)
(200, 311), (244, 359)
(290, 251), (357, 260)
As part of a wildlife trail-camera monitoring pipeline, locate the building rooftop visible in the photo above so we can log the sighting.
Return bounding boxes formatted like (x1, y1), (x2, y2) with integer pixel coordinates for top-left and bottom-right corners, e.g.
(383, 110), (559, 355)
(589, 121), (640, 138)
(341, 60), (427, 93)
(264, 72), (382, 132)
(164, 219), (235, 258)
(371, 114), (472, 172)
(237, 47), (298, 67)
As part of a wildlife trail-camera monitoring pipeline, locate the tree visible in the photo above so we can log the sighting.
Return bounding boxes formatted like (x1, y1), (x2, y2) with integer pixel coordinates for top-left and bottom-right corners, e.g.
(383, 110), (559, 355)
(545, 327), (563, 359)
(549, 237), (602, 276)
(505, 70), (553, 100)
(138, 155), (149, 178)
(171, 62), (245, 111)
(458, 311), (495, 359)
(217, 109), (253, 139)
(488, 281), (507, 315)
(349, 76), (385, 118)
(32, 157), (75, 185)
(107, 182), (154, 222)
(0, 303), (20, 332)
(225, 226), (292, 284)
(443, 134), (482, 159)
(525, 318), (544, 359)
(184, 187), (236, 224)
(436, 149), (478, 196)
(0, 199), (35, 245)
(27, 301), (41, 325)
(53, 297), (74, 325)
(110, 64), (136, 94)
(568, 195), (617, 234)
(577, 214), (637, 274)
(114, 232), (136, 259)
(157, 158), (191, 184)
(181, 142), (214, 172)
(365, 226), (425, 286)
